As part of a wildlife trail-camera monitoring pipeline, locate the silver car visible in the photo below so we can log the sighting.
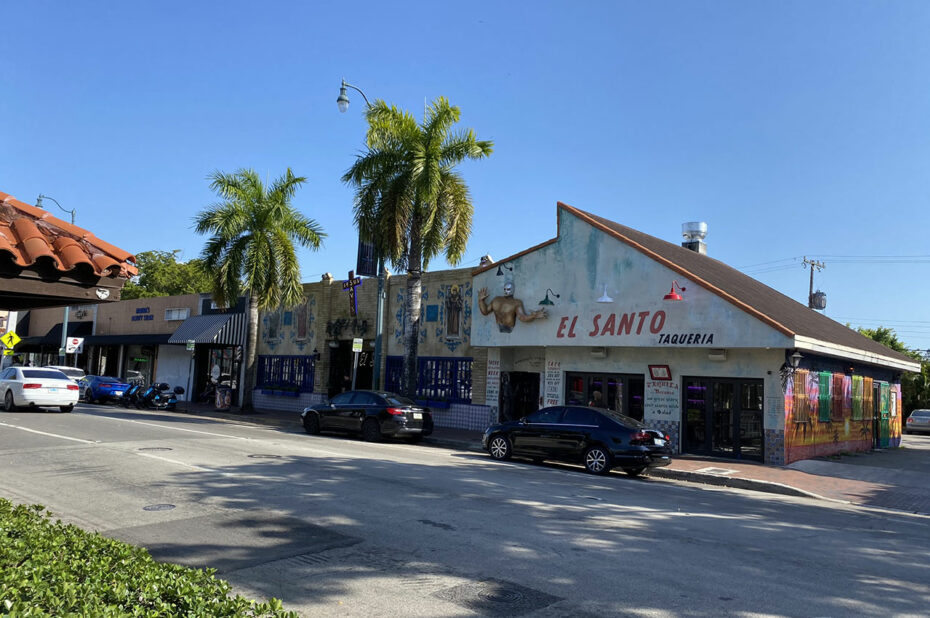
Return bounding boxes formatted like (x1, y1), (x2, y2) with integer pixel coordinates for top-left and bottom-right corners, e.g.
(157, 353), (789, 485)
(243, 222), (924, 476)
(1, 367), (80, 413)
(905, 409), (930, 434)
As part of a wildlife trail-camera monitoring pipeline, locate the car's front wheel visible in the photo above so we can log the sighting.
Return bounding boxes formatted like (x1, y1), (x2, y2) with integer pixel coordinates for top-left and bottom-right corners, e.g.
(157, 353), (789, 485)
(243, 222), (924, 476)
(3, 391), (16, 412)
(303, 412), (321, 435)
(488, 435), (512, 460)
(583, 446), (612, 475)
(361, 418), (382, 442)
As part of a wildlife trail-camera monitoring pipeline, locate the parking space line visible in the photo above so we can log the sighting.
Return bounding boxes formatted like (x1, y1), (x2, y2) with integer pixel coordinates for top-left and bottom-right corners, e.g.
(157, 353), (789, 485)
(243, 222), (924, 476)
(0, 421), (97, 444)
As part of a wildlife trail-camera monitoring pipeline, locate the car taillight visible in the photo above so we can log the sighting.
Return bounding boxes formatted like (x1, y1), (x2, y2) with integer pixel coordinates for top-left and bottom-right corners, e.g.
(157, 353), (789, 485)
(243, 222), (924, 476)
(386, 407), (405, 416)
(67, 385), (79, 391)
(23, 383), (42, 389)
(629, 431), (652, 445)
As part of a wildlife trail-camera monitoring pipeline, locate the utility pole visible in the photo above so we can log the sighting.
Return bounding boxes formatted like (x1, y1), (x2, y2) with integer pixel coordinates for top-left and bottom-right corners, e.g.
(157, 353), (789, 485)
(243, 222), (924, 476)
(802, 257), (826, 309)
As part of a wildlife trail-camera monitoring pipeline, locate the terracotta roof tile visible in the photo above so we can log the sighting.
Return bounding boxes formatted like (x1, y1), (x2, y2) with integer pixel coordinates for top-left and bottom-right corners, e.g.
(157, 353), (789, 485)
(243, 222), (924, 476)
(0, 190), (137, 278)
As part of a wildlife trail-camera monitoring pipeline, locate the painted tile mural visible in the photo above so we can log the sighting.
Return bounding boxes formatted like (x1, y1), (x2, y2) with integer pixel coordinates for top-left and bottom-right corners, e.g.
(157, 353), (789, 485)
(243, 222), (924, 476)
(784, 369), (901, 463)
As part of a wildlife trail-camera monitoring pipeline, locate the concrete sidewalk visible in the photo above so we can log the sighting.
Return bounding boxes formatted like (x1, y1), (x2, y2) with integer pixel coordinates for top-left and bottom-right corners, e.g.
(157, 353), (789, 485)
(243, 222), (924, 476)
(171, 402), (930, 517)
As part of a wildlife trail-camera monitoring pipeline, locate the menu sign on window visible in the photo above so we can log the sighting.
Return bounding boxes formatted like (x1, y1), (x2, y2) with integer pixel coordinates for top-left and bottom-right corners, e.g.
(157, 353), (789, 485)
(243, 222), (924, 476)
(644, 380), (680, 422)
(545, 360), (562, 406)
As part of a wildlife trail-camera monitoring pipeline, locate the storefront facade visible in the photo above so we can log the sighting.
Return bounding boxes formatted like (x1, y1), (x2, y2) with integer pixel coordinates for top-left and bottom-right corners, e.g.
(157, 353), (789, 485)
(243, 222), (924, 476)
(470, 203), (917, 465)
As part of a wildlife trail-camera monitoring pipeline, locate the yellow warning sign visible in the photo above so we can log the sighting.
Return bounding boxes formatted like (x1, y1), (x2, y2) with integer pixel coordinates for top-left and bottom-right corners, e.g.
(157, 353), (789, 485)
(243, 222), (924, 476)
(0, 331), (20, 349)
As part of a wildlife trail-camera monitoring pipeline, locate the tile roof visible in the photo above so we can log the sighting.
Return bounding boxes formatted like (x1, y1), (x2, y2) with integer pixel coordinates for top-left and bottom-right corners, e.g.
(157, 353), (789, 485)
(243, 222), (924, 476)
(0, 191), (137, 278)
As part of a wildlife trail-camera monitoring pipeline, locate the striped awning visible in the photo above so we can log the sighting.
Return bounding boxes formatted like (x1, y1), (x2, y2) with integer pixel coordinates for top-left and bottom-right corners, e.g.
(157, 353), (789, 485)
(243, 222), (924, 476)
(168, 313), (246, 346)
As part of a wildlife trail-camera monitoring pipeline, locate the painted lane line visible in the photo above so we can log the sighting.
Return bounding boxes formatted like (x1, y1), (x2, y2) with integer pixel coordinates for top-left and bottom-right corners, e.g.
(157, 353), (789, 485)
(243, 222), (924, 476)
(135, 451), (217, 472)
(0, 421), (97, 444)
(88, 415), (256, 440)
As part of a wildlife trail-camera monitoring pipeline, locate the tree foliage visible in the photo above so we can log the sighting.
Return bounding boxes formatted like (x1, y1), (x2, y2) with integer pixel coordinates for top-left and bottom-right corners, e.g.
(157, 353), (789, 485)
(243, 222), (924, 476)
(121, 250), (212, 299)
(342, 97), (492, 396)
(194, 168), (325, 411)
(858, 326), (930, 414)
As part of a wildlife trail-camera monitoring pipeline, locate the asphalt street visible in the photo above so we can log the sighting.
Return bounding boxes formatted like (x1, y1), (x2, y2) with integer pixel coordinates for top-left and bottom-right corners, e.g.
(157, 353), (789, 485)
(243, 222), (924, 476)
(1, 404), (928, 617)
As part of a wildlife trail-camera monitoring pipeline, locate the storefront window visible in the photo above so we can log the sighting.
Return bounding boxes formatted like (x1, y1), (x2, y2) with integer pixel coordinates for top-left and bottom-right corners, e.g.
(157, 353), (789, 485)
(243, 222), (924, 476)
(566, 372), (644, 420)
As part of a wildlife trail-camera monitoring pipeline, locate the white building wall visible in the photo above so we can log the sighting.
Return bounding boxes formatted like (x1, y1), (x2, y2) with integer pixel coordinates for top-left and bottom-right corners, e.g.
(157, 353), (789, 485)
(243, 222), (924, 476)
(155, 345), (193, 399)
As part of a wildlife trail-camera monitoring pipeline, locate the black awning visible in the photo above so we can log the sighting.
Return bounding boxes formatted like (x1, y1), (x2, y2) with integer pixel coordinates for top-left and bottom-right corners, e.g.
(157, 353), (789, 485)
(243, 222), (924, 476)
(83, 333), (173, 346)
(19, 321), (92, 348)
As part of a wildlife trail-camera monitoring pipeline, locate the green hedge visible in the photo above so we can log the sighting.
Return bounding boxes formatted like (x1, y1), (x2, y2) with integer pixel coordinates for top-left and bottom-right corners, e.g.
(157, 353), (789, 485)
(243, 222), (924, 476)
(0, 498), (296, 617)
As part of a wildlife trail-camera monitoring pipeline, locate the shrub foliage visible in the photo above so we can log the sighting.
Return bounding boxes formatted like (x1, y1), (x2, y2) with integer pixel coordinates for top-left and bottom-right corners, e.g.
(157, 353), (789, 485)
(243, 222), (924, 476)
(0, 499), (296, 617)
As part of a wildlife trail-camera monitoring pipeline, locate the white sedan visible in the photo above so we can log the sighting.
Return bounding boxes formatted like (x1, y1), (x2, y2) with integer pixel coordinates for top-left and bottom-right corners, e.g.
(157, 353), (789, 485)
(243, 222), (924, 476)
(0, 366), (80, 413)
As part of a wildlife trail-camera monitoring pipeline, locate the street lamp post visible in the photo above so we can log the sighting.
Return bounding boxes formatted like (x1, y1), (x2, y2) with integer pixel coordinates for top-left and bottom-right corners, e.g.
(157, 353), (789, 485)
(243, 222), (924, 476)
(36, 194), (76, 366)
(338, 79), (385, 390)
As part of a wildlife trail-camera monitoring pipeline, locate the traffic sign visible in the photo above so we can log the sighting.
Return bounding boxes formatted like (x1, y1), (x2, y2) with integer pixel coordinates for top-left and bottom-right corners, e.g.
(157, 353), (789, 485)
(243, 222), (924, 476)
(1, 330), (20, 349)
(66, 337), (84, 354)
(186, 339), (196, 351)
(2, 350), (13, 356)
(352, 338), (363, 352)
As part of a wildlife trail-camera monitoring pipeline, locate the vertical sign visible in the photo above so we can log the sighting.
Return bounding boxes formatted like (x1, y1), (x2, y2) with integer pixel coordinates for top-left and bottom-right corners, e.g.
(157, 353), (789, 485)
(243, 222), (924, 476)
(343, 270), (363, 317)
(486, 349), (501, 424)
(544, 360), (562, 406)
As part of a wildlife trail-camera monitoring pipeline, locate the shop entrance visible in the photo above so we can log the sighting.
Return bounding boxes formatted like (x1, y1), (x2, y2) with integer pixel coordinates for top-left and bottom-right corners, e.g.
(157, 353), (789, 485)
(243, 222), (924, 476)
(499, 371), (540, 422)
(565, 372), (644, 420)
(327, 340), (373, 398)
(683, 377), (763, 461)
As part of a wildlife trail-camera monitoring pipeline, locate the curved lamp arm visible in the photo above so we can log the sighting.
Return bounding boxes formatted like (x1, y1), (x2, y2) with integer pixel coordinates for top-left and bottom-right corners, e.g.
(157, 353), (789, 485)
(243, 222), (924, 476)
(36, 194), (75, 225)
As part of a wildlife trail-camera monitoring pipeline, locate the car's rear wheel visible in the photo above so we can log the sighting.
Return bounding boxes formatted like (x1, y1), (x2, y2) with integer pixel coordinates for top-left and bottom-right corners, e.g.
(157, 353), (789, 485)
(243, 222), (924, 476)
(3, 391), (16, 412)
(361, 418), (382, 442)
(60, 405), (74, 413)
(488, 435), (512, 460)
(583, 446), (611, 475)
(623, 466), (647, 477)
(303, 412), (321, 435)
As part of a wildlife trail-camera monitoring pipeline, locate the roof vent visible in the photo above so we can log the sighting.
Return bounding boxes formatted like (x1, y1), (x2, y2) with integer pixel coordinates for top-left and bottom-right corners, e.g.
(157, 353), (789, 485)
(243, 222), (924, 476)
(682, 222), (708, 255)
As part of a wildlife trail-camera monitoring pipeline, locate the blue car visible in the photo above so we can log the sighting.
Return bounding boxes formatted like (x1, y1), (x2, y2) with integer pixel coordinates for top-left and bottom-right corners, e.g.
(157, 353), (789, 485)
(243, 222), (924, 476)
(79, 375), (132, 404)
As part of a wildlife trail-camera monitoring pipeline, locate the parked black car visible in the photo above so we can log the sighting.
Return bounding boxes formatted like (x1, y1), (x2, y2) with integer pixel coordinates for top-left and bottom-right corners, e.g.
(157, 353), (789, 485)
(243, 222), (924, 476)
(301, 390), (434, 443)
(483, 405), (672, 476)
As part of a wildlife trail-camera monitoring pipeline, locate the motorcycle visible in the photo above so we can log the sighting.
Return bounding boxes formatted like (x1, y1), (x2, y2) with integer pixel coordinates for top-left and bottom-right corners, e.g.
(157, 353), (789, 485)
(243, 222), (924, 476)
(118, 384), (143, 408)
(137, 383), (185, 411)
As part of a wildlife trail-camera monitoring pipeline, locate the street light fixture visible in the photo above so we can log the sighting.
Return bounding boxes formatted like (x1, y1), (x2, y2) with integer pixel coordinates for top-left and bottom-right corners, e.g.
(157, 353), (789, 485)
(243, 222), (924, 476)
(337, 78), (385, 390)
(337, 79), (372, 113)
(36, 193), (75, 365)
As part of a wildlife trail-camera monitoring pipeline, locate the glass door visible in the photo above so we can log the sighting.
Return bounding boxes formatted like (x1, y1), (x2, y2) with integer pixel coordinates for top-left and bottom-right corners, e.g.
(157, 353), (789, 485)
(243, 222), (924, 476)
(682, 377), (764, 461)
(684, 379), (710, 453)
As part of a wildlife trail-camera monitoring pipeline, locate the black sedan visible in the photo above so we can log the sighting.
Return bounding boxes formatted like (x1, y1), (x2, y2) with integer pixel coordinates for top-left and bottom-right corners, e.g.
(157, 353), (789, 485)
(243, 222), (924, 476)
(483, 405), (672, 476)
(301, 390), (434, 443)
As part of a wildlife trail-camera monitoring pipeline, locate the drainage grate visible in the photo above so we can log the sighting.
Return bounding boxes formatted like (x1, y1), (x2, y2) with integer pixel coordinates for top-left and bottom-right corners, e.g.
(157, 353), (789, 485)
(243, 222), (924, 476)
(433, 579), (562, 617)
(143, 504), (176, 511)
(248, 454), (283, 459)
(138, 447), (172, 452)
(695, 467), (737, 476)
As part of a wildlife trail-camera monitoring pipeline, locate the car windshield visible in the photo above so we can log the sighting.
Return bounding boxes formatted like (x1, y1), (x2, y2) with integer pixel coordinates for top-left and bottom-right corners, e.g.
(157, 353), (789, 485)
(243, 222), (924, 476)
(383, 394), (416, 406)
(912, 410), (930, 418)
(599, 408), (647, 429)
(23, 369), (68, 380)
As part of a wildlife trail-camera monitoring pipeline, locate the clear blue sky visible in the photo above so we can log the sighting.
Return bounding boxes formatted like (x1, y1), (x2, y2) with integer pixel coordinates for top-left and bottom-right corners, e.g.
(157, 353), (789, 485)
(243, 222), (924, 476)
(3, 1), (929, 352)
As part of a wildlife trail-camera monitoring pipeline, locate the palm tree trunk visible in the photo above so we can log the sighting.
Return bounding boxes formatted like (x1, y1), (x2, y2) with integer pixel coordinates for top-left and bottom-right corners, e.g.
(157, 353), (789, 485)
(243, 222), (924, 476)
(240, 296), (259, 412)
(403, 220), (423, 398)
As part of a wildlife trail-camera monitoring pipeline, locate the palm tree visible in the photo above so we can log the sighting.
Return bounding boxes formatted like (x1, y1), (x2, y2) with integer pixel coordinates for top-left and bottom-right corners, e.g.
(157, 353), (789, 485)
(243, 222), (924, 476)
(195, 168), (325, 411)
(342, 97), (493, 397)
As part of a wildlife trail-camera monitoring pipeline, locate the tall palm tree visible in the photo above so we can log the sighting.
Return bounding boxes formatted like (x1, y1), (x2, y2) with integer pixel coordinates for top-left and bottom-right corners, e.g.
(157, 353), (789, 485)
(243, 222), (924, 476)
(343, 97), (493, 397)
(195, 168), (325, 411)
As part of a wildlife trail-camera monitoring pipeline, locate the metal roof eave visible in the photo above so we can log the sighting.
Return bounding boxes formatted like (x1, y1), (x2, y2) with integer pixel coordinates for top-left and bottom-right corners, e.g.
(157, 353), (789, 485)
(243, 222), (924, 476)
(794, 335), (921, 373)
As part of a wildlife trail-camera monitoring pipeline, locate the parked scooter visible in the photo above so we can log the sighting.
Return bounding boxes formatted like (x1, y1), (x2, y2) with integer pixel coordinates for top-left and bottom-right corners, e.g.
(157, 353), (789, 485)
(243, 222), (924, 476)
(118, 384), (143, 408)
(136, 383), (185, 411)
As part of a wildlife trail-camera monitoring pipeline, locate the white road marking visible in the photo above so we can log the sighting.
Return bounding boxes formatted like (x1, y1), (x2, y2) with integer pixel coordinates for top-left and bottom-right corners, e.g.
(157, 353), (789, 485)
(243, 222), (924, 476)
(89, 414), (257, 440)
(135, 451), (217, 472)
(0, 421), (97, 443)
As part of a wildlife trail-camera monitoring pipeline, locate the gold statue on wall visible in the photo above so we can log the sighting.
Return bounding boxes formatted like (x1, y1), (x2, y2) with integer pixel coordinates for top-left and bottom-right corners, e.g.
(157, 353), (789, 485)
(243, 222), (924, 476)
(478, 282), (547, 333)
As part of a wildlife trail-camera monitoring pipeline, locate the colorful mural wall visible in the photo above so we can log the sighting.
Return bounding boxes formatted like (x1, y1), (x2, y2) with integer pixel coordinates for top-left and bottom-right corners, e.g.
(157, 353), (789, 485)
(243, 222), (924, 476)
(784, 369), (901, 463)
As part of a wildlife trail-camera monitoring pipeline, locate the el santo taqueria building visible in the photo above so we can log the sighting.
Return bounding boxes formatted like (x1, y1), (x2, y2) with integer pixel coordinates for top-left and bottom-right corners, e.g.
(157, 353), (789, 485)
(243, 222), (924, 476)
(469, 203), (917, 466)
